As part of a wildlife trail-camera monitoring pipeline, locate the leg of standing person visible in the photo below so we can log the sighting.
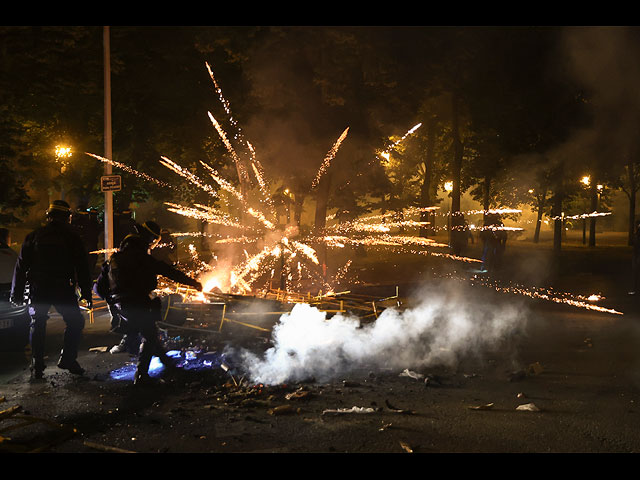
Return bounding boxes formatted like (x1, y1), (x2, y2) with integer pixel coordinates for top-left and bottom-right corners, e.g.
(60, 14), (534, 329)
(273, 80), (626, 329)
(27, 300), (51, 379)
(54, 291), (86, 375)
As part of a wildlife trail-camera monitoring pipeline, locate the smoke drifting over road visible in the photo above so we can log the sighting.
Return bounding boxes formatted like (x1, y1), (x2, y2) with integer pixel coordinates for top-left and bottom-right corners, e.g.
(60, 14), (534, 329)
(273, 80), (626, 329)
(236, 286), (527, 385)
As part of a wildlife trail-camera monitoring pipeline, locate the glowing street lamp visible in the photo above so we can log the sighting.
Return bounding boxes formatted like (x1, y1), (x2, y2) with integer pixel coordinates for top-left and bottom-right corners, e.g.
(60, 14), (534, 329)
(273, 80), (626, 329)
(54, 144), (73, 201)
(444, 181), (453, 245)
(55, 144), (73, 173)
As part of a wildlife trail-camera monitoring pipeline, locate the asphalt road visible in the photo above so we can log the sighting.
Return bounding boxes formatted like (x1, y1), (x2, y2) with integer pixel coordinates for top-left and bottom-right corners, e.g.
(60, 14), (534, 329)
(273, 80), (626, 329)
(2, 277), (640, 454)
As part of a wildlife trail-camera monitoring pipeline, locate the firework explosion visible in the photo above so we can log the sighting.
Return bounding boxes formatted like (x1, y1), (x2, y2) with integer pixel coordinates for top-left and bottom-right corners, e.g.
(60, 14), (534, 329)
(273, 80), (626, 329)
(87, 62), (621, 318)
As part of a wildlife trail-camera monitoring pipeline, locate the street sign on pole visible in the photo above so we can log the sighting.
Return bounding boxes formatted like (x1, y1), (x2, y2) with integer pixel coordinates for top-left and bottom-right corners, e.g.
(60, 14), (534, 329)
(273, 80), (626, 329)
(104, 26), (114, 262)
(101, 175), (121, 192)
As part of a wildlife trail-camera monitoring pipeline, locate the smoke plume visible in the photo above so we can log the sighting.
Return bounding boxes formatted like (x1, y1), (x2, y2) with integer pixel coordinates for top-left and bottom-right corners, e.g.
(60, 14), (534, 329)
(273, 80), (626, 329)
(236, 285), (527, 385)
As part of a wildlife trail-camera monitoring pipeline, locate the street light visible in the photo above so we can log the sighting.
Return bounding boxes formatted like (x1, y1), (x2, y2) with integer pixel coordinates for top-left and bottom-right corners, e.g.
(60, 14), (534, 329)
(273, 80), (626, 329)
(55, 144), (73, 200)
(444, 181), (453, 245)
(55, 144), (72, 173)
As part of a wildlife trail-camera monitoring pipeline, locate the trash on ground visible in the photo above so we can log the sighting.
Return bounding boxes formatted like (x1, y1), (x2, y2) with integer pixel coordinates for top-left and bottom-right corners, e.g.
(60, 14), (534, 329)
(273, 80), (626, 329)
(528, 362), (544, 375)
(285, 388), (312, 401)
(379, 422), (393, 432)
(516, 403), (540, 412)
(399, 441), (413, 453)
(399, 369), (424, 380)
(385, 399), (415, 415)
(468, 402), (495, 410)
(89, 346), (109, 353)
(322, 406), (377, 415)
(268, 404), (300, 415)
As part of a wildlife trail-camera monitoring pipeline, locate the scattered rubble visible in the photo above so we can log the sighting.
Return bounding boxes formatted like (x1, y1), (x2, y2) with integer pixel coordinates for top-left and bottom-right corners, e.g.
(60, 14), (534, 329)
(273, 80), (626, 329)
(399, 369), (424, 380)
(385, 399), (415, 415)
(528, 362), (544, 375)
(399, 441), (413, 453)
(322, 406), (377, 415)
(516, 403), (541, 412)
(468, 403), (495, 410)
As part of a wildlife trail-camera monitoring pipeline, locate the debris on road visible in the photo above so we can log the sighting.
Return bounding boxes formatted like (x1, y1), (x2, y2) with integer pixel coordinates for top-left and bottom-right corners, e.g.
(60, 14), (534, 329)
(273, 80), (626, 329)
(468, 402), (495, 410)
(528, 362), (544, 375)
(268, 405), (300, 415)
(285, 387), (312, 401)
(399, 441), (413, 453)
(516, 403), (541, 412)
(385, 399), (415, 415)
(322, 406), (377, 415)
(399, 369), (424, 380)
(88, 346), (109, 353)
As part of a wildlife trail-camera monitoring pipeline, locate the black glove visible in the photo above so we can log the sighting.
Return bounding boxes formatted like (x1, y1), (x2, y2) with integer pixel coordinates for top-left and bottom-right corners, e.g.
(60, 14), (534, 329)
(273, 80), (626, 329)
(80, 292), (93, 309)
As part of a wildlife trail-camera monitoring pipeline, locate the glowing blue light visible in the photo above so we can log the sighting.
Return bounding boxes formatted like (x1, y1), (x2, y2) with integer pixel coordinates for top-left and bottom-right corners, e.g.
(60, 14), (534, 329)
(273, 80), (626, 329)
(108, 350), (223, 381)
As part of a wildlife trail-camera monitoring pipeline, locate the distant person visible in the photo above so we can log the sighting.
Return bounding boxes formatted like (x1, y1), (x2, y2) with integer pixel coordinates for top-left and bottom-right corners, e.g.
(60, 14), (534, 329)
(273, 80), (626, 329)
(0, 228), (18, 301)
(72, 208), (102, 275)
(480, 214), (500, 273)
(95, 220), (202, 385)
(630, 220), (640, 295)
(450, 212), (469, 256)
(494, 219), (508, 269)
(10, 200), (93, 380)
(114, 210), (136, 248)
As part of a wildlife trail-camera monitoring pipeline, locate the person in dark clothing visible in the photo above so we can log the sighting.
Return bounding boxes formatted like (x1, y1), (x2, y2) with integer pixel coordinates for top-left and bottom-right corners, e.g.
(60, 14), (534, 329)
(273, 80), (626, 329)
(113, 210), (137, 249)
(10, 200), (93, 379)
(72, 208), (102, 275)
(94, 220), (202, 385)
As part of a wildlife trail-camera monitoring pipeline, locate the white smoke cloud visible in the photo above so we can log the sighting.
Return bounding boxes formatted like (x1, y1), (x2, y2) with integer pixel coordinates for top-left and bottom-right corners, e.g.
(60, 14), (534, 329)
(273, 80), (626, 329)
(236, 287), (527, 385)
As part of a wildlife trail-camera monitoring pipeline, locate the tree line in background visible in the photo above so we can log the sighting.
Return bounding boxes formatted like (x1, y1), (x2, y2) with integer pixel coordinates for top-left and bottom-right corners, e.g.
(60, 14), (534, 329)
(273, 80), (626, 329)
(2, 26), (640, 250)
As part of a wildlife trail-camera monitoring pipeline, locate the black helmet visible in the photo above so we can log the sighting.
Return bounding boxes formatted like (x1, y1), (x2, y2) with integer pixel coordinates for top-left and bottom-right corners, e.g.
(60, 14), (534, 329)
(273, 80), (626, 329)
(46, 200), (72, 220)
(135, 221), (162, 248)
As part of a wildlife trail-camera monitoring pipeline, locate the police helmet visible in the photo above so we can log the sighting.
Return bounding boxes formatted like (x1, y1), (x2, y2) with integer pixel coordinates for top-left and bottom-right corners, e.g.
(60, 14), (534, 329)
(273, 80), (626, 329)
(135, 221), (163, 249)
(46, 200), (72, 220)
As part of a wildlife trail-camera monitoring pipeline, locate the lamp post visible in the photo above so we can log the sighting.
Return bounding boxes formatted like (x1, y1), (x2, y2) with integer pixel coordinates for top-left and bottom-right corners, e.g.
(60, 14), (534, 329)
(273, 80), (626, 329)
(55, 144), (72, 201)
(445, 181), (453, 246)
(580, 176), (590, 244)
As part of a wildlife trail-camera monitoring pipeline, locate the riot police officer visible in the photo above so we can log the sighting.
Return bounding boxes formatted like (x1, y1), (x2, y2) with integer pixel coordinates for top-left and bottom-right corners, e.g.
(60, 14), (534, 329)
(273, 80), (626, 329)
(11, 200), (93, 379)
(96, 220), (202, 385)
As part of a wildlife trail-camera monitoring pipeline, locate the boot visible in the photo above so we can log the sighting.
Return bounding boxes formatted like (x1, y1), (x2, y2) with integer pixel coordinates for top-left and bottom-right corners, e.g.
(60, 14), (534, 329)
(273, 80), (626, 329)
(57, 353), (85, 375)
(30, 358), (45, 380)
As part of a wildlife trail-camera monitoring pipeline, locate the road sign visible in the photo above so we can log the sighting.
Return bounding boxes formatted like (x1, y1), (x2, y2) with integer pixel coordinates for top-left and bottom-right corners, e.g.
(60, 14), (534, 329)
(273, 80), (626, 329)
(101, 175), (121, 192)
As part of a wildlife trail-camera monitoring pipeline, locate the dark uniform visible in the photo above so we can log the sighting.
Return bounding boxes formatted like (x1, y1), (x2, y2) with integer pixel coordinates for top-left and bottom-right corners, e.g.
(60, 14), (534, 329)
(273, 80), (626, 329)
(71, 208), (102, 275)
(95, 221), (202, 385)
(10, 200), (93, 379)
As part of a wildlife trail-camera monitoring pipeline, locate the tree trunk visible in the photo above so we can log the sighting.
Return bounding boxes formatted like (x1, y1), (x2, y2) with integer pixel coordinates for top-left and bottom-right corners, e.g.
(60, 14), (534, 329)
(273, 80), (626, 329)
(533, 189), (546, 244)
(553, 183), (563, 255)
(419, 118), (435, 237)
(451, 93), (463, 215)
(482, 175), (491, 226)
(534, 201), (544, 243)
(314, 171), (332, 235)
(588, 181), (598, 247)
(628, 161), (637, 246)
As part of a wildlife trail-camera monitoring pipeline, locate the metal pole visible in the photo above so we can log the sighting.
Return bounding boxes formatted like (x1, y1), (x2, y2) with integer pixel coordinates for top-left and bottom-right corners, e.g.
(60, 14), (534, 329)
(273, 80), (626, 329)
(103, 26), (114, 262)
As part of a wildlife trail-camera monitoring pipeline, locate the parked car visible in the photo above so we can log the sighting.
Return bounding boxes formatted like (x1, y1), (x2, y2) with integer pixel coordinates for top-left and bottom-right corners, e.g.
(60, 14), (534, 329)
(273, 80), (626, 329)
(0, 293), (30, 351)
